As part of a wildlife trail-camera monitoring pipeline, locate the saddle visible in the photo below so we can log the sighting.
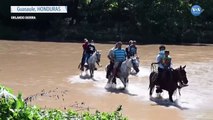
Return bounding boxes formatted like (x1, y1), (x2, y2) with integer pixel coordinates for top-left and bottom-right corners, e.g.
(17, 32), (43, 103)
(114, 62), (122, 77)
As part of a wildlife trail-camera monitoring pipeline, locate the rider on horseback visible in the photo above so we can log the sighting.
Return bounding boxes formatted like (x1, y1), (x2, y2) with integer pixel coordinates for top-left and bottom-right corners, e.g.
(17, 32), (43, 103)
(162, 50), (173, 82)
(126, 40), (138, 58)
(84, 40), (97, 68)
(112, 41), (127, 79)
(151, 45), (166, 93)
(106, 42), (118, 79)
(163, 51), (172, 70)
(126, 40), (133, 58)
(80, 38), (89, 71)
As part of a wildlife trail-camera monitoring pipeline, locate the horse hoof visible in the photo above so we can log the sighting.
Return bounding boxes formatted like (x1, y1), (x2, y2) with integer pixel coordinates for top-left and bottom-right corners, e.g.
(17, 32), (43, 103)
(112, 84), (116, 88)
(157, 94), (162, 99)
(124, 84), (127, 89)
(125, 83), (129, 88)
(105, 83), (111, 89)
(120, 87), (126, 90)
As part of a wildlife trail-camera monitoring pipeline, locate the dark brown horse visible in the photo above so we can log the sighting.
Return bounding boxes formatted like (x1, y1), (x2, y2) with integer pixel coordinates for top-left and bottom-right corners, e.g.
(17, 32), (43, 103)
(149, 65), (188, 102)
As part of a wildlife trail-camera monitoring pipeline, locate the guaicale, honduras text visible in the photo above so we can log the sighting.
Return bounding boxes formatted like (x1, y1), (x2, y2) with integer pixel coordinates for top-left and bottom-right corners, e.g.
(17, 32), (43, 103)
(17, 6), (61, 12)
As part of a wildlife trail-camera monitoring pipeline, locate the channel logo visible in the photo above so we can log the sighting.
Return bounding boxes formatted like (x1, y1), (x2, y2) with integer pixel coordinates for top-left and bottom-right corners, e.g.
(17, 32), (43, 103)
(191, 5), (203, 16)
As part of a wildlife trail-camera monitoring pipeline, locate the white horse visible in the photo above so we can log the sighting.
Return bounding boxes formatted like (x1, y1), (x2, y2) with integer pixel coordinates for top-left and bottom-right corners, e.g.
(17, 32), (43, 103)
(106, 56), (139, 89)
(86, 51), (101, 78)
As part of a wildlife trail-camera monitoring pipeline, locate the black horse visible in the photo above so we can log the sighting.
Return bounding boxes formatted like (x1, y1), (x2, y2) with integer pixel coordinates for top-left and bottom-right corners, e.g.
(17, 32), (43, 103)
(149, 65), (188, 102)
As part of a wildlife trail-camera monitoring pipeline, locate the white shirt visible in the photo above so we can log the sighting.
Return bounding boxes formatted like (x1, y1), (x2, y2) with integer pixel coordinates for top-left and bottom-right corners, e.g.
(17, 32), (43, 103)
(108, 47), (115, 61)
(156, 52), (164, 69)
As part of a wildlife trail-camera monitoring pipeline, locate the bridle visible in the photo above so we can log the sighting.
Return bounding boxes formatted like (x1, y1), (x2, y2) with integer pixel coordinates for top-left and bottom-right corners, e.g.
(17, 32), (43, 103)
(177, 68), (187, 86)
(96, 52), (101, 62)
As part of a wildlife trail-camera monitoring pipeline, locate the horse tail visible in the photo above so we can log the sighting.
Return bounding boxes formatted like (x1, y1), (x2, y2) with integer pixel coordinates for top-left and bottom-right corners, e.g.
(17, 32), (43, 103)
(149, 72), (156, 88)
(148, 72), (152, 89)
(149, 72), (157, 96)
(78, 63), (81, 69)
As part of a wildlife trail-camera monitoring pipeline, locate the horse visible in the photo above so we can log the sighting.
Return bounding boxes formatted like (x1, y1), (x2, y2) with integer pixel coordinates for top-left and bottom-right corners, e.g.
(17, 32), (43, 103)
(106, 56), (140, 89)
(79, 51), (101, 78)
(149, 65), (188, 102)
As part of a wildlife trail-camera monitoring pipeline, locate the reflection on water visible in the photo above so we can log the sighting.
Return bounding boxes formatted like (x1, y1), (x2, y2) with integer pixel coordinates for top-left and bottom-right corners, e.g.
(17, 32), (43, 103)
(68, 61), (213, 120)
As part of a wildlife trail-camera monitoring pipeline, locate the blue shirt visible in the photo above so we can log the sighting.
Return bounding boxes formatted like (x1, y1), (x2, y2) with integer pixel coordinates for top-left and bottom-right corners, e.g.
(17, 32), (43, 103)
(129, 46), (137, 56)
(113, 48), (126, 62)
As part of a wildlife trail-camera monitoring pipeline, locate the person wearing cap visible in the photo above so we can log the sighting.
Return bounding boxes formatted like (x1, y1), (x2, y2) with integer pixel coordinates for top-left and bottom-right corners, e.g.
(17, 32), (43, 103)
(106, 42), (118, 79)
(151, 45), (166, 93)
(112, 41), (127, 78)
(80, 38), (89, 71)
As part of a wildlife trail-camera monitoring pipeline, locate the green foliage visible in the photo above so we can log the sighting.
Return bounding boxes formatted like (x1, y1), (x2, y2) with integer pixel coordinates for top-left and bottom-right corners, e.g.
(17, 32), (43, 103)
(0, 85), (128, 120)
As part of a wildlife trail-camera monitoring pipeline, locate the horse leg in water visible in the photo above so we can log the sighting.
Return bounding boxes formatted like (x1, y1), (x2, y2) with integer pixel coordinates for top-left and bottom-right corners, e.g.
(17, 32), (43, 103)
(112, 77), (116, 84)
(168, 90), (174, 102)
(125, 77), (129, 88)
(106, 64), (110, 79)
(89, 64), (95, 78)
(90, 69), (94, 78)
(149, 82), (155, 96)
(120, 77), (126, 88)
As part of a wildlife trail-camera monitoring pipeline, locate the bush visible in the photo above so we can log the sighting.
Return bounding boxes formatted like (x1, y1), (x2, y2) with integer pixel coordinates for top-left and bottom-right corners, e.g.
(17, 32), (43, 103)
(0, 85), (128, 120)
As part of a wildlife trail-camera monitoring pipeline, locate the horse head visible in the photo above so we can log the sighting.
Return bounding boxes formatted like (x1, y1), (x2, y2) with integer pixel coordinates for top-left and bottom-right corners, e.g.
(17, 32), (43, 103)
(95, 51), (101, 63)
(178, 65), (188, 85)
(130, 56), (140, 73)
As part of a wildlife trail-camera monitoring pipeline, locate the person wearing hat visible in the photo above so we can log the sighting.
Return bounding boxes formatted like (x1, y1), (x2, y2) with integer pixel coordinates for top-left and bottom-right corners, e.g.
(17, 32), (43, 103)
(112, 41), (127, 78)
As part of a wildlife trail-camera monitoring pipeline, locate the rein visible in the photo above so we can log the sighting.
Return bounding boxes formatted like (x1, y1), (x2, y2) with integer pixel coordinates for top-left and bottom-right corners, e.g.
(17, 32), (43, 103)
(177, 68), (185, 86)
(175, 68), (186, 96)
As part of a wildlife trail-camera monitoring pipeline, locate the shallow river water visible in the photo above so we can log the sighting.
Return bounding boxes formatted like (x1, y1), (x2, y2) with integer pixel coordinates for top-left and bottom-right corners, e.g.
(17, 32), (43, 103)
(0, 40), (212, 120)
